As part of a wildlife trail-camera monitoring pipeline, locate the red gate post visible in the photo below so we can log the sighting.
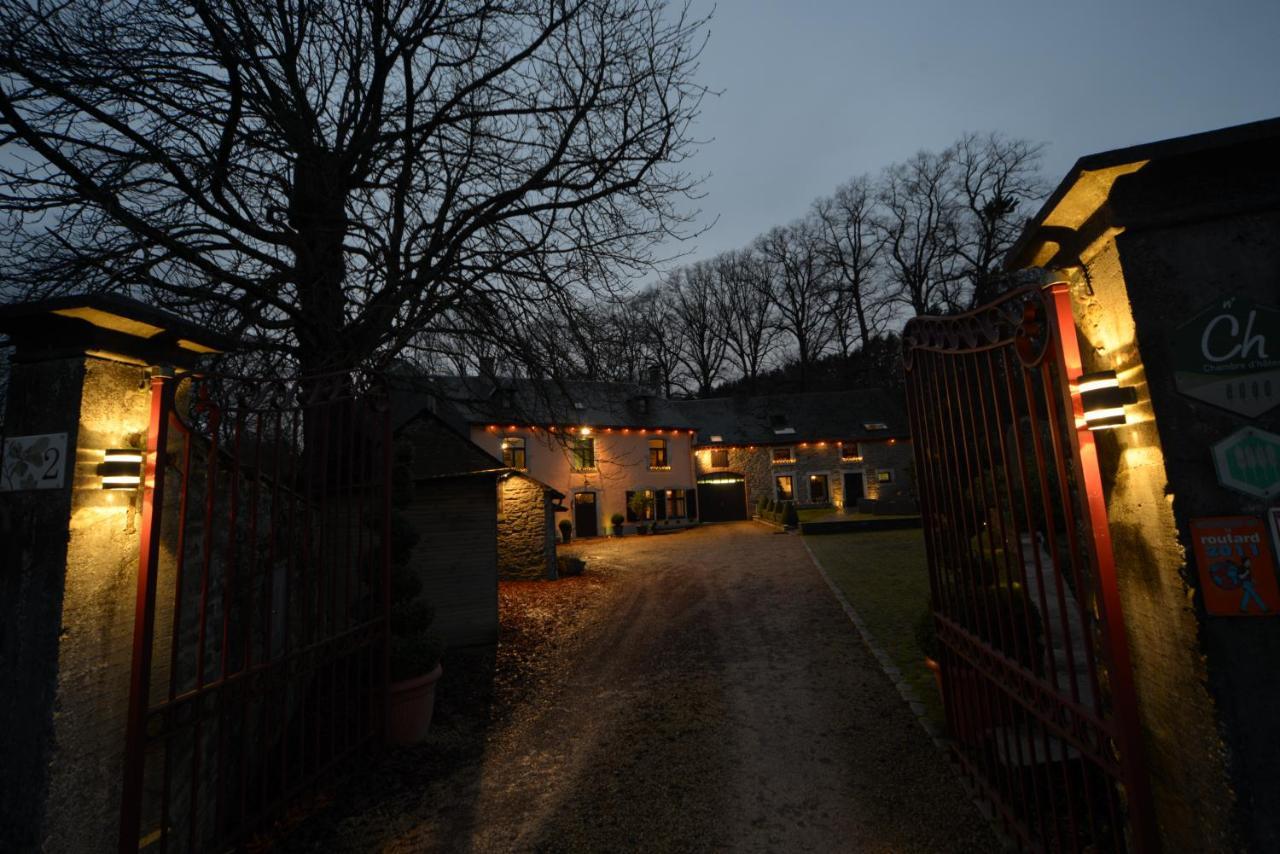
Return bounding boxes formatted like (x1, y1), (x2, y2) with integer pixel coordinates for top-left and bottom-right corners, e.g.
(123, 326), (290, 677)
(117, 367), (175, 853)
(0, 296), (231, 853)
(1044, 282), (1160, 853)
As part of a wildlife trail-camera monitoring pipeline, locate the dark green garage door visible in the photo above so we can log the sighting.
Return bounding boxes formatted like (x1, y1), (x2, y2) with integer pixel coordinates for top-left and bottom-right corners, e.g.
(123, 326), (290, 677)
(697, 475), (748, 523)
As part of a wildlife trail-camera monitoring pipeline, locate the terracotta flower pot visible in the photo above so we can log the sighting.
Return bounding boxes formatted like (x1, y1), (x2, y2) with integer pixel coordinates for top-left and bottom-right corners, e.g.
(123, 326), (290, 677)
(387, 662), (443, 746)
(924, 656), (943, 702)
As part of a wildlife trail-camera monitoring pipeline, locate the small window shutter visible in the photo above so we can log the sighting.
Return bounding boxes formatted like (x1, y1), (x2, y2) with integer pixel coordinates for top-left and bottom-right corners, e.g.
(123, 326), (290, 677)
(687, 488), (698, 519)
(626, 491), (636, 522)
(655, 492), (667, 520)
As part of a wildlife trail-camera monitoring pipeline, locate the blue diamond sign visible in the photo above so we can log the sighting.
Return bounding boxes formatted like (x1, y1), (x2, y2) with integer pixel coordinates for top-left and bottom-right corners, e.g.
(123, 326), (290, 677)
(1212, 427), (1280, 499)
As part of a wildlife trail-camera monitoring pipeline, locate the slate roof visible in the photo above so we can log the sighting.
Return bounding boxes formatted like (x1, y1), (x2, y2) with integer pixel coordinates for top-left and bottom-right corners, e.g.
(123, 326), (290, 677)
(396, 409), (507, 481)
(427, 375), (696, 431)
(671, 388), (909, 446)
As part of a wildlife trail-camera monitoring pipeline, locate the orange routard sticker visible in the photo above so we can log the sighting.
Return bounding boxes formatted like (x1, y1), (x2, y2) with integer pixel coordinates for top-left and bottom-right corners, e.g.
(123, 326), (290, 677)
(1191, 516), (1280, 617)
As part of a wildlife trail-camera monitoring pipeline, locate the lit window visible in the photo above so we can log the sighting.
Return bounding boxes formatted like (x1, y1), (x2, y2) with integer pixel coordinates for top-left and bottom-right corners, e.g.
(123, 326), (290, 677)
(710, 434), (723, 443)
(709, 448), (729, 468)
(863, 422), (888, 431)
(809, 474), (829, 502)
(649, 438), (669, 469)
(571, 437), (595, 470)
(841, 443), (862, 461)
(626, 488), (656, 521)
(666, 488), (687, 518)
(877, 469), (893, 483)
(775, 475), (793, 500)
(501, 436), (526, 469)
(772, 447), (793, 463)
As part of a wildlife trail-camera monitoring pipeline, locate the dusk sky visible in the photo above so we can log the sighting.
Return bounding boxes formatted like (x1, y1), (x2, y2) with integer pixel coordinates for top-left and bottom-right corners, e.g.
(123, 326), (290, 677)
(666, 0), (1280, 267)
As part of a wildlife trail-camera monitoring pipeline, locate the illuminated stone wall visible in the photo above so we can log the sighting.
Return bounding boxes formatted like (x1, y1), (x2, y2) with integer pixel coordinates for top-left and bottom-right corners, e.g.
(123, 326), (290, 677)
(1021, 139), (1280, 849)
(694, 439), (915, 510)
(498, 473), (557, 580)
(0, 353), (151, 850)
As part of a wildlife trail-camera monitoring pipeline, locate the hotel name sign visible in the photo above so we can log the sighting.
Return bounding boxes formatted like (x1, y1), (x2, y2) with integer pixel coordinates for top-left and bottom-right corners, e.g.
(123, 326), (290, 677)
(1174, 296), (1280, 417)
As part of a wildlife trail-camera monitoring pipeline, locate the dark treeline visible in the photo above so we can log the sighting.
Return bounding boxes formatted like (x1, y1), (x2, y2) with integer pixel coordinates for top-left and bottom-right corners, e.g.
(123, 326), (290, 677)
(565, 131), (1047, 398)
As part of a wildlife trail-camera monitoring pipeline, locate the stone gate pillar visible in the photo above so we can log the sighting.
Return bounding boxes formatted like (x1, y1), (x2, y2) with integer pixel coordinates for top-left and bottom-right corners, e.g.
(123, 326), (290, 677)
(0, 296), (229, 851)
(1008, 118), (1280, 851)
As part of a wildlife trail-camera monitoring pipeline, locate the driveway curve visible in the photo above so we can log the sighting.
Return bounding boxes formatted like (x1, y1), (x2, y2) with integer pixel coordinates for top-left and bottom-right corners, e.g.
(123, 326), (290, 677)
(296, 521), (994, 853)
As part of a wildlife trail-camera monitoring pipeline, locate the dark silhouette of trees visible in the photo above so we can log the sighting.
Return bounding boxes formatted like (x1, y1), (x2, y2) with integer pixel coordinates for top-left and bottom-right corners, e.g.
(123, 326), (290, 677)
(713, 249), (779, 392)
(950, 133), (1047, 308)
(621, 131), (1043, 398)
(754, 221), (832, 391)
(812, 176), (891, 359)
(0, 0), (709, 375)
(670, 261), (728, 397)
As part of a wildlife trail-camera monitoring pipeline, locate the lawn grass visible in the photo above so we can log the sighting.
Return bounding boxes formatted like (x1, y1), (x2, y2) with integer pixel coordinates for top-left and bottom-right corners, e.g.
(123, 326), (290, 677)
(795, 508), (920, 524)
(804, 529), (943, 728)
(796, 507), (833, 523)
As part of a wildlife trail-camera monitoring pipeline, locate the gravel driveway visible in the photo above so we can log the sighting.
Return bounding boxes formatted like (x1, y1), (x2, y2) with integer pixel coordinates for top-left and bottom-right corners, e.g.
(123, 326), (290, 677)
(286, 522), (994, 853)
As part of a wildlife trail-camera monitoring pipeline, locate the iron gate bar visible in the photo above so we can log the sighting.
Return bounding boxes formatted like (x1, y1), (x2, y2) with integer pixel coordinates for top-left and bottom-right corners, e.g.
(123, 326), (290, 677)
(903, 283), (1157, 853)
(119, 368), (176, 854)
(118, 371), (392, 852)
(1045, 283), (1157, 853)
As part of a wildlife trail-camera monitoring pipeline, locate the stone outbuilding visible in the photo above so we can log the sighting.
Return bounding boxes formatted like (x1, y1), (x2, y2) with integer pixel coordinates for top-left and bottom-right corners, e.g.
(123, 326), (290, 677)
(497, 470), (563, 580)
(674, 389), (915, 520)
(396, 410), (505, 649)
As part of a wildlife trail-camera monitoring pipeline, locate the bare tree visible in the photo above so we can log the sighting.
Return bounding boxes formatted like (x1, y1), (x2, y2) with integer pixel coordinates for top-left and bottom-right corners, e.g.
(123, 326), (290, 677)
(631, 285), (683, 396)
(812, 176), (894, 357)
(712, 249), (778, 391)
(668, 261), (727, 397)
(875, 148), (966, 316)
(0, 0), (709, 375)
(754, 221), (832, 390)
(950, 133), (1047, 308)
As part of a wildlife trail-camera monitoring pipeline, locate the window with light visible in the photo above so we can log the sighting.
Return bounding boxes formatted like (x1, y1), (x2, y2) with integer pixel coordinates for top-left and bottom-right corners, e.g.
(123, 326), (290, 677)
(571, 437), (596, 470)
(649, 438), (668, 469)
(501, 436), (526, 469)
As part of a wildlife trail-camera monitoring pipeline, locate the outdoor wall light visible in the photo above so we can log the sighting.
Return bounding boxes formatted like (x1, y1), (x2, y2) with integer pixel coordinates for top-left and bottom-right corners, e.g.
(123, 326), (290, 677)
(579, 426), (592, 436)
(1076, 370), (1138, 430)
(100, 448), (143, 489)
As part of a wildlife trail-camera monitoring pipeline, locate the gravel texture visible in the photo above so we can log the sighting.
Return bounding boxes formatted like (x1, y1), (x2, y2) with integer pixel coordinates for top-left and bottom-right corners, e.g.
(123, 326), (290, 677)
(279, 522), (995, 853)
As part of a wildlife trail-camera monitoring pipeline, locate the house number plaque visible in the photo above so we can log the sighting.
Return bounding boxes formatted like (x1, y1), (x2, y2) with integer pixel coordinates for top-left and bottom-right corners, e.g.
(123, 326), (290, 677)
(1, 432), (69, 491)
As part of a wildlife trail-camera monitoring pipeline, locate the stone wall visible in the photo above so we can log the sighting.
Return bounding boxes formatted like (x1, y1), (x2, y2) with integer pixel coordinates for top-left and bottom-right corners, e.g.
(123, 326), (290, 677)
(695, 439), (915, 511)
(1010, 141), (1280, 849)
(1078, 154), (1279, 848)
(498, 474), (556, 580)
(0, 354), (151, 851)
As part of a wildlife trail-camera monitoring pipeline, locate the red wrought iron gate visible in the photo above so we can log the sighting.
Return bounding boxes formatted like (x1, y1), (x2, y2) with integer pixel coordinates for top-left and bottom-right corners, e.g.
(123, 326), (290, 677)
(118, 371), (392, 852)
(903, 283), (1156, 852)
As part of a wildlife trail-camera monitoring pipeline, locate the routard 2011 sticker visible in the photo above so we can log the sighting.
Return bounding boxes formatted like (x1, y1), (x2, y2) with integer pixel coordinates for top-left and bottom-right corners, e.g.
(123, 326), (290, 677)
(1190, 516), (1280, 617)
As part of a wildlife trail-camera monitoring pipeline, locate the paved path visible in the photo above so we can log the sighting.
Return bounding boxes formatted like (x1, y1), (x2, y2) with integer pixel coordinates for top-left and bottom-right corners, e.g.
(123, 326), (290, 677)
(301, 522), (994, 852)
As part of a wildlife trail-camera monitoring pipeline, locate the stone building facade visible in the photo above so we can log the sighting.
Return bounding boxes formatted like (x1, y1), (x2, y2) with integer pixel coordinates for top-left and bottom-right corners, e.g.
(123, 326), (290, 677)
(676, 389), (916, 518)
(497, 472), (559, 580)
(695, 438), (915, 511)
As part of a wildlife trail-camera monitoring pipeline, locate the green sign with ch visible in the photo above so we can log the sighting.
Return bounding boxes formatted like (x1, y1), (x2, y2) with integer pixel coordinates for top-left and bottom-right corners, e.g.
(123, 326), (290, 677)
(1174, 296), (1280, 417)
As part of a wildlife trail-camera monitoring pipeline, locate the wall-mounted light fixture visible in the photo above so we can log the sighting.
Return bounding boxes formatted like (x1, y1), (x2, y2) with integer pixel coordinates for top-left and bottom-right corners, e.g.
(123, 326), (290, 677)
(100, 448), (143, 489)
(1076, 370), (1138, 430)
(579, 426), (592, 436)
